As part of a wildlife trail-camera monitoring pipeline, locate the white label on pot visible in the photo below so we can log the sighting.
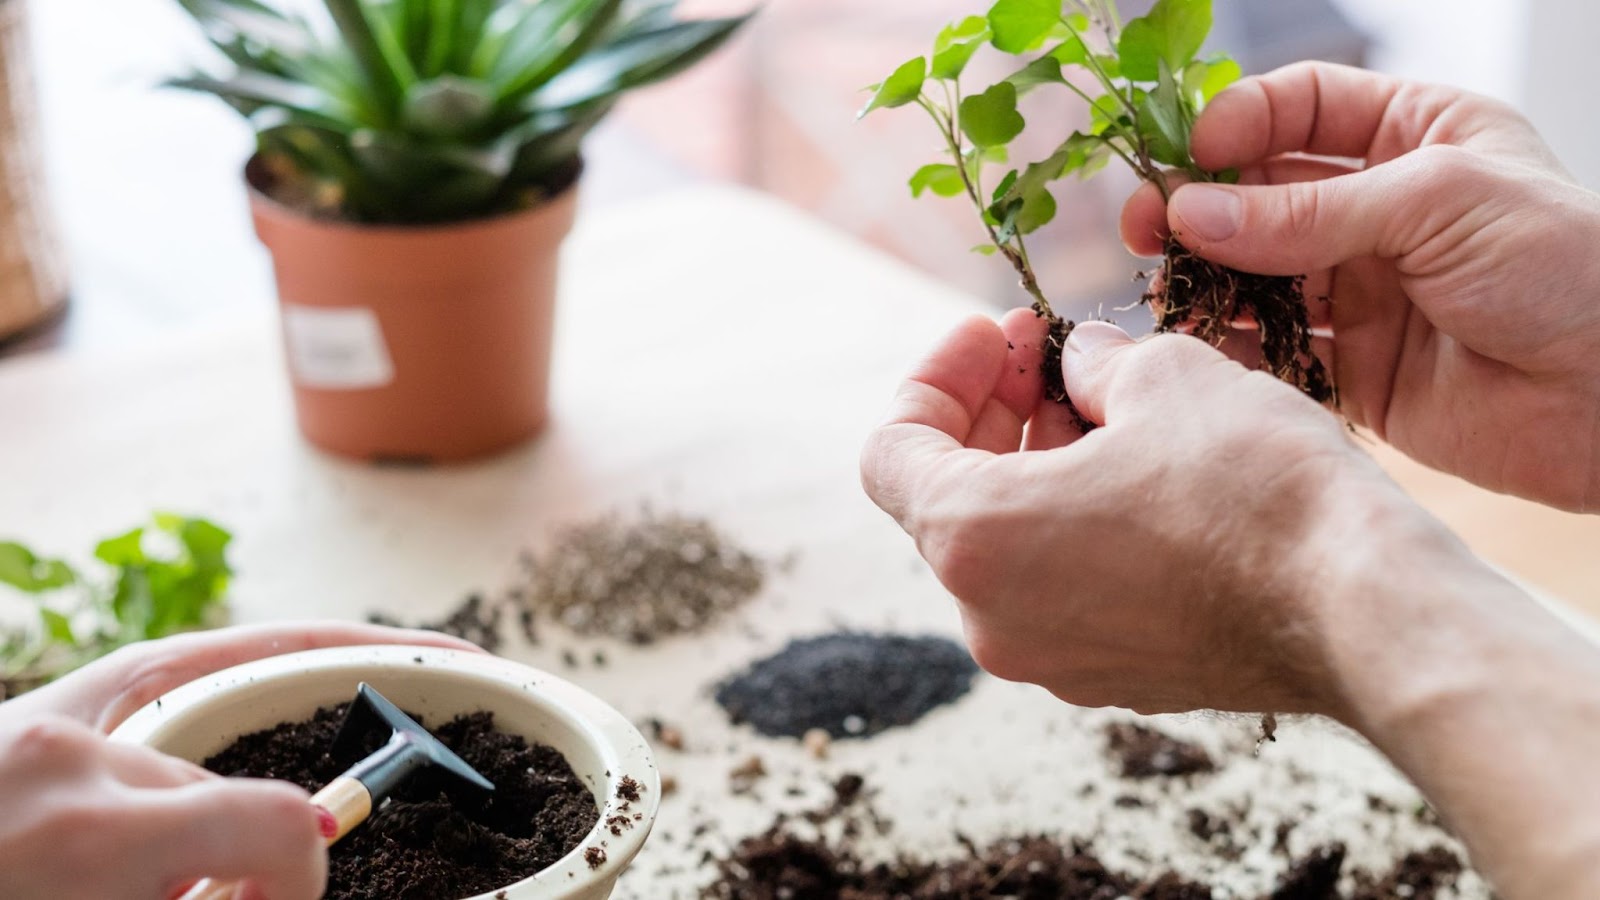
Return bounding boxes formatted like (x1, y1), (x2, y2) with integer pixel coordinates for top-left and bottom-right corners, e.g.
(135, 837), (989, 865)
(282, 305), (395, 390)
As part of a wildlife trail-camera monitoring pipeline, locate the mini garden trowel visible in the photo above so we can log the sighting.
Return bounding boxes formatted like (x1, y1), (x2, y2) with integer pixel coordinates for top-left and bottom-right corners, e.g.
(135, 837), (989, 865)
(179, 682), (495, 900)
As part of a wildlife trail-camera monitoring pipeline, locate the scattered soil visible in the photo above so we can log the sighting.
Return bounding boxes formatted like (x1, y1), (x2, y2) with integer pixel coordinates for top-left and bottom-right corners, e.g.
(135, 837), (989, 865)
(1267, 844), (1346, 899)
(1352, 847), (1465, 900)
(1104, 722), (1217, 779)
(714, 633), (979, 740)
(1145, 239), (1334, 405)
(369, 591), (505, 653)
(515, 509), (765, 645)
(703, 830), (1215, 899)
(204, 705), (598, 900)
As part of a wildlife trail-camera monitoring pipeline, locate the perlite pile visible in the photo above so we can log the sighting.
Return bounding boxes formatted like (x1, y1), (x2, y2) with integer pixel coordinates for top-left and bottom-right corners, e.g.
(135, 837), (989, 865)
(517, 509), (766, 645)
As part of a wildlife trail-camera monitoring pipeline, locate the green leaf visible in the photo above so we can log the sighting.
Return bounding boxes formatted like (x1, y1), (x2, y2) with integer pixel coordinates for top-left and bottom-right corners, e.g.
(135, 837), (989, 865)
(167, 72), (347, 131)
(1139, 61), (1192, 167)
(987, 0), (1063, 54)
(403, 76), (495, 137)
(909, 163), (967, 198)
(1006, 56), (1064, 95)
(859, 56), (927, 118)
(0, 543), (77, 593)
(991, 169), (1019, 204)
(1183, 54), (1242, 106)
(959, 81), (1024, 148)
(1118, 0), (1212, 82)
(539, 14), (750, 112)
(488, 0), (626, 106)
(323, 0), (419, 118)
(1088, 92), (1130, 135)
(1017, 187), (1056, 233)
(971, 244), (999, 256)
(94, 529), (147, 568)
(38, 609), (75, 646)
(931, 16), (989, 80)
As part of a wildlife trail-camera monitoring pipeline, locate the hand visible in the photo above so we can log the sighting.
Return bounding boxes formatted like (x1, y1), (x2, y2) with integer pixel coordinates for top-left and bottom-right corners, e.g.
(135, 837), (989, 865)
(0, 713), (323, 900)
(0, 622), (483, 899)
(4, 621), (483, 734)
(861, 312), (1455, 717)
(1120, 62), (1600, 512)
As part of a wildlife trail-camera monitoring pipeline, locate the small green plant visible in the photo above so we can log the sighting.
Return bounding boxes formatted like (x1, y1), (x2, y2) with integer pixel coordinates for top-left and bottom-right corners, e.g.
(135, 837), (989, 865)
(171, 0), (750, 224)
(862, 0), (1330, 406)
(0, 515), (234, 698)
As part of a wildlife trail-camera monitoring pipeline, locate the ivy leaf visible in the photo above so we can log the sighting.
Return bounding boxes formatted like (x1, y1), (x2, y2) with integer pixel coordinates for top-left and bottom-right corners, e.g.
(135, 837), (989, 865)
(1051, 33), (1090, 67)
(0, 543), (78, 594)
(1182, 54), (1241, 106)
(1139, 61), (1192, 167)
(38, 609), (75, 646)
(910, 163), (967, 198)
(1006, 56), (1065, 95)
(959, 81), (1025, 148)
(932, 16), (989, 79)
(1118, 0), (1212, 82)
(987, 0), (1062, 54)
(859, 57), (926, 118)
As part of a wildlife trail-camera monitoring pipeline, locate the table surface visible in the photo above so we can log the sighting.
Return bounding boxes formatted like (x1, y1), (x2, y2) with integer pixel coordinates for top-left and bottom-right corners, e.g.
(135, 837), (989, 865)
(0, 185), (1582, 896)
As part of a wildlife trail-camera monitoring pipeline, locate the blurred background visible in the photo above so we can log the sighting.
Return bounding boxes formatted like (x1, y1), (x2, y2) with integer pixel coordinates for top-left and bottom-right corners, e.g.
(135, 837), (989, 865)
(1, 0), (1595, 356)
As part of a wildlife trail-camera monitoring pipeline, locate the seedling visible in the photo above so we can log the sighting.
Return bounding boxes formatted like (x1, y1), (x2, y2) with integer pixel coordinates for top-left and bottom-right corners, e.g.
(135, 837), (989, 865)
(0, 515), (233, 698)
(862, 0), (1332, 407)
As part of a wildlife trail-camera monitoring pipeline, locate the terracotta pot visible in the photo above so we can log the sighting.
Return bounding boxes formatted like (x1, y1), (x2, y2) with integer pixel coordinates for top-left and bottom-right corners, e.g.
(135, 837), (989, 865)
(110, 645), (660, 900)
(249, 162), (579, 463)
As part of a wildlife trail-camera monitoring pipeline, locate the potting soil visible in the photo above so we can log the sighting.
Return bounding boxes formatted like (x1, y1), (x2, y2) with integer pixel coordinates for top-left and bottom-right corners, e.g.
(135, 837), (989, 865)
(204, 705), (598, 900)
(714, 633), (980, 739)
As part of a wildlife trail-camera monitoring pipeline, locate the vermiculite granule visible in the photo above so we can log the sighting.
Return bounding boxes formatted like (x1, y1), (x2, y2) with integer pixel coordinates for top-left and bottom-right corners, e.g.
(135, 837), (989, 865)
(518, 509), (765, 645)
(714, 633), (980, 740)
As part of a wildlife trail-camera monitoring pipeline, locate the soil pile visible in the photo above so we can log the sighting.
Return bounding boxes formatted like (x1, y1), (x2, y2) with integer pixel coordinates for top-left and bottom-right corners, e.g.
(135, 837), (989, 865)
(517, 509), (765, 644)
(705, 830), (1214, 899)
(204, 705), (598, 900)
(1104, 722), (1217, 779)
(714, 633), (980, 739)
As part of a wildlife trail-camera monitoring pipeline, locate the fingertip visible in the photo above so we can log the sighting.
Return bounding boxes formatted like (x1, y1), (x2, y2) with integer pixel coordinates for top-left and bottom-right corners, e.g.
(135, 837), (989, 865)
(1119, 181), (1173, 257)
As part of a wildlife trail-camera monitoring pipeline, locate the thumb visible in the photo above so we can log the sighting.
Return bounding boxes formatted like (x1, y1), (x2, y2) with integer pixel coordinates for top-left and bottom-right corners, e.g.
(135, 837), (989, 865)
(1064, 323), (1232, 426)
(1165, 146), (1482, 274)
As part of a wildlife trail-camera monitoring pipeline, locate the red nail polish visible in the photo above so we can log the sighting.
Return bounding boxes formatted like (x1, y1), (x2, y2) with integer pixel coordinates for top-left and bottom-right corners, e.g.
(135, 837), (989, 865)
(315, 806), (338, 840)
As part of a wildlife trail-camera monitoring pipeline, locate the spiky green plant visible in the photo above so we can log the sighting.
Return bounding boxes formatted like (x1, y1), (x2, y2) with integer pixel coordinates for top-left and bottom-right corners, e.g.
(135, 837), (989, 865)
(171, 0), (750, 224)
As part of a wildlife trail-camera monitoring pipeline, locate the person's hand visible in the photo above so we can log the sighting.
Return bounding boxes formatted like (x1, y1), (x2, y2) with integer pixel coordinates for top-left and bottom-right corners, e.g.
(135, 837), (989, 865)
(0, 622), (483, 899)
(4, 621), (483, 733)
(861, 312), (1463, 716)
(1120, 62), (1600, 512)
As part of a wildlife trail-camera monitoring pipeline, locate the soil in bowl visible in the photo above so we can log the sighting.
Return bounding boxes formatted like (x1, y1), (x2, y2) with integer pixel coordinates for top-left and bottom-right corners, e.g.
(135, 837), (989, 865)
(204, 704), (599, 900)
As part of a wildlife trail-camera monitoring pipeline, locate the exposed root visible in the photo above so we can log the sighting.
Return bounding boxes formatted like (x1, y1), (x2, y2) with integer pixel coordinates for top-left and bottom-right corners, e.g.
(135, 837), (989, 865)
(1145, 239), (1336, 405)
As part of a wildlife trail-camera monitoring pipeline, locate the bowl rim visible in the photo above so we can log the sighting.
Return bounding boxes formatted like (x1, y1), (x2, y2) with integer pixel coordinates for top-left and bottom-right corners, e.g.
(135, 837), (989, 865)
(108, 645), (658, 899)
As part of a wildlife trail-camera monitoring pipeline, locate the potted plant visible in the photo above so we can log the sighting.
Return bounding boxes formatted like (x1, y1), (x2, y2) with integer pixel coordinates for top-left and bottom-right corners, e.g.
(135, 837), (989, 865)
(171, 0), (749, 462)
(862, 0), (1330, 409)
(111, 645), (660, 899)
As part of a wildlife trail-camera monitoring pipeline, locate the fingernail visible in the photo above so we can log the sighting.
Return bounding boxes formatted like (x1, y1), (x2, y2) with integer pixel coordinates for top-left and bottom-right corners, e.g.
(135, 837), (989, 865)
(1065, 321), (1133, 356)
(1171, 185), (1242, 242)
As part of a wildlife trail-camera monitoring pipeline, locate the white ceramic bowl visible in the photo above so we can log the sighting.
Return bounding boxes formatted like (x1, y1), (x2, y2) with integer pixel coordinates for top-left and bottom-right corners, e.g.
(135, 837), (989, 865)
(109, 646), (658, 900)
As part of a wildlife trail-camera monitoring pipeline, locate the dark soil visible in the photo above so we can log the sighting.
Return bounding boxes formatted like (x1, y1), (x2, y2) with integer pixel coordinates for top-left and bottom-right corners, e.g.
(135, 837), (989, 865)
(1351, 847), (1465, 900)
(703, 831), (1214, 899)
(204, 704), (599, 900)
(1104, 722), (1217, 779)
(714, 633), (980, 740)
(1146, 239), (1334, 405)
(369, 592), (506, 654)
(516, 509), (766, 645)
(1267, 844), (1346, 899)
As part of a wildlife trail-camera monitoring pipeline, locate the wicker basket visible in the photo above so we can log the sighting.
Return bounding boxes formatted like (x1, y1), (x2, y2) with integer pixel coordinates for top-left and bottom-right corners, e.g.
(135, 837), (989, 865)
(0, 0), (65, 342)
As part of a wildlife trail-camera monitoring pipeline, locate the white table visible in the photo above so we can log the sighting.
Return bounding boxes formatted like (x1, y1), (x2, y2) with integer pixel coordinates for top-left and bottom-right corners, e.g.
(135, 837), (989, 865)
(0, 185), (1564, 897)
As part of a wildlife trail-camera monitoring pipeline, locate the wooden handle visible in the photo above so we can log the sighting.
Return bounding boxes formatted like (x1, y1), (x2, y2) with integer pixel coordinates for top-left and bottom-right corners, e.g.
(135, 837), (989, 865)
(176, 777), (371, 900)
